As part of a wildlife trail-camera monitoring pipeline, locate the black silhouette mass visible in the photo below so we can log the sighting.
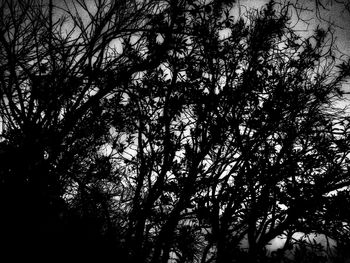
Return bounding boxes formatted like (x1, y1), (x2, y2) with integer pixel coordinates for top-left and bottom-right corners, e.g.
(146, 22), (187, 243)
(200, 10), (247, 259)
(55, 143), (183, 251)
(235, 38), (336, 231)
(0, 0), (350, 262)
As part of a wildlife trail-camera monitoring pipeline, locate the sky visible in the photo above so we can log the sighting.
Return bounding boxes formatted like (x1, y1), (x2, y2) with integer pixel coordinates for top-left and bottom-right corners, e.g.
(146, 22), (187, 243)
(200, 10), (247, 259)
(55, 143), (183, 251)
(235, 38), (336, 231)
(54, 0), (350, 254)
(1, 0), (349, 252)
(235, 0), (350, 251)
(236, 0), (350, 108)
(315, 1), (350, 56)
(239, 0), (350, 54)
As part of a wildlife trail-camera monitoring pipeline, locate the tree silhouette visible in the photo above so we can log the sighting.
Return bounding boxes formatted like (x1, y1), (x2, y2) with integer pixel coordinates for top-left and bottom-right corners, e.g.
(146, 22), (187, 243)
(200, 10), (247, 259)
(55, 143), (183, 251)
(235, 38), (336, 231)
(0, 0), (349, 262)
(0, 0), (176, 259)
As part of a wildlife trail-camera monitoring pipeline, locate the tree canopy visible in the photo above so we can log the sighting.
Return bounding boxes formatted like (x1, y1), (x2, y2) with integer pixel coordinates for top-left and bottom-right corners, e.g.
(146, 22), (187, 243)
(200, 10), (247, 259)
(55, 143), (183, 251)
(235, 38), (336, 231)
(0, 0), (350, 262)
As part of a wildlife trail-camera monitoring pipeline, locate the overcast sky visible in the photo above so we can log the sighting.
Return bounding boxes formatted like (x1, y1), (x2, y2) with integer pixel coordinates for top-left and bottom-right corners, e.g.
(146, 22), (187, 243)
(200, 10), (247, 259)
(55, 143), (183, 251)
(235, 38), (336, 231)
(238, 0), (350, 54)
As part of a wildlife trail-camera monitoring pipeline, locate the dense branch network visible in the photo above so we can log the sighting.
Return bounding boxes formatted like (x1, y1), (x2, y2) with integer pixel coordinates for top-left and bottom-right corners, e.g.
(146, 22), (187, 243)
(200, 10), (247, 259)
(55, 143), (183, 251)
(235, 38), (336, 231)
(0, 0), (349, 262)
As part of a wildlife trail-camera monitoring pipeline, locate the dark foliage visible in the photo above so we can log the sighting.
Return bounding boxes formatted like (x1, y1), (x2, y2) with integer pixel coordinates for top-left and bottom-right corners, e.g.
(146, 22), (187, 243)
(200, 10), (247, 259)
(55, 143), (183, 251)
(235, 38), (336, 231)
(0, 0), (349, 262)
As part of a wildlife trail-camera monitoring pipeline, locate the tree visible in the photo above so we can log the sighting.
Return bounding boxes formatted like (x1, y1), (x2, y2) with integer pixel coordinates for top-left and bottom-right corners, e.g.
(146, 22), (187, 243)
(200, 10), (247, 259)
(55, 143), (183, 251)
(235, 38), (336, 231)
(0, 0), (176, 259)
(109, 1), (350, 262)
(1, 0), (350, 262)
